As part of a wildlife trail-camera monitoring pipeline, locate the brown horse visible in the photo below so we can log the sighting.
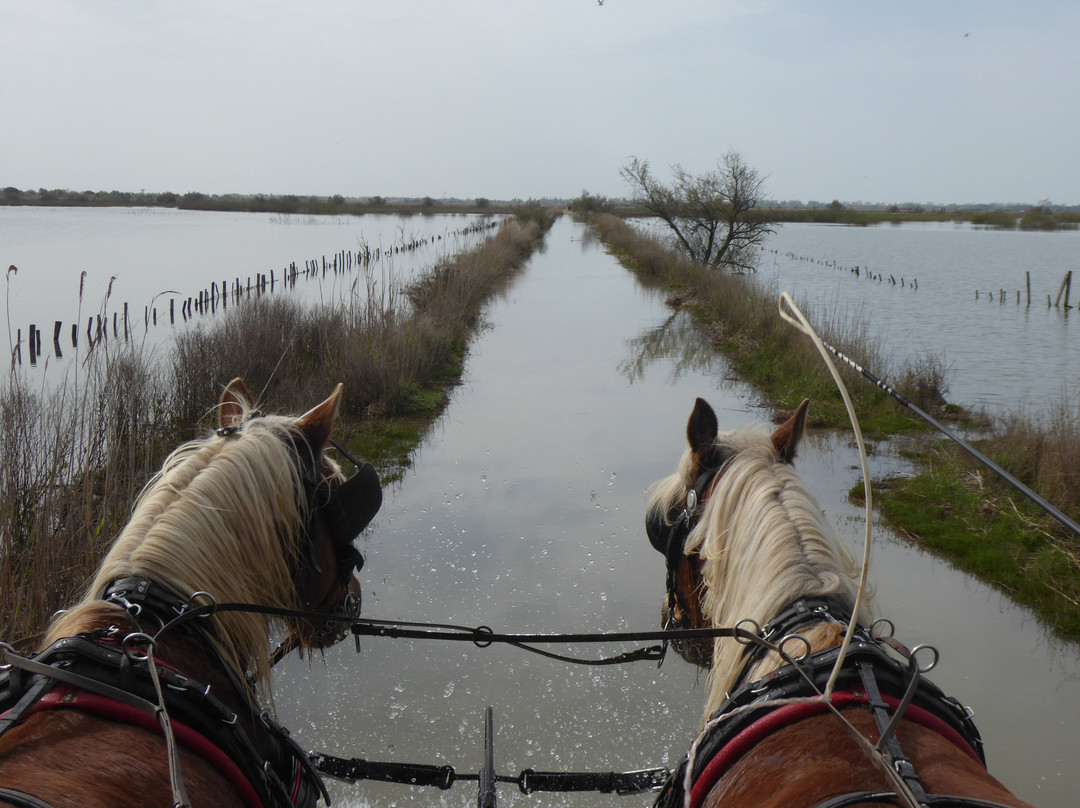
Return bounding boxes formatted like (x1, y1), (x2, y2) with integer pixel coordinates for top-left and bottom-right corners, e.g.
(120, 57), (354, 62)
(645, 398), (1034, 808)
(0, 379), (381, 808)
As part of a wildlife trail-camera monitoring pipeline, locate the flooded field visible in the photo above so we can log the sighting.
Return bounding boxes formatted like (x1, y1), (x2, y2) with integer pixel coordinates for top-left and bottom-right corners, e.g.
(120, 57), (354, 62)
(0, 206), (497, 375)
(2, 210), (1075, 806)
(759, 221), (1080, 414)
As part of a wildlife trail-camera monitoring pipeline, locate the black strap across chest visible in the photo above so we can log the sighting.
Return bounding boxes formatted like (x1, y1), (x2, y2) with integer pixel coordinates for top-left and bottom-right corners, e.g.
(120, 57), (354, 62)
(0, 629), (326, 808)
(653, 604), (1014, 808)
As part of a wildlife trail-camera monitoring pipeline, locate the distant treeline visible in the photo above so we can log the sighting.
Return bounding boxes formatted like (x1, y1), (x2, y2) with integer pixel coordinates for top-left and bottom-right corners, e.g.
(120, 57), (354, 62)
(0, 186), (534, 216)
(6, 185), (1080, 231)
(571, 190), (1080, 231)
(762, 203), (1080, 230)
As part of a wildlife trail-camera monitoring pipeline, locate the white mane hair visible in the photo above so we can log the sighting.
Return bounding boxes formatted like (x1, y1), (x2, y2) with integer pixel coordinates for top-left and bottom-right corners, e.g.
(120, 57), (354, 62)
(44, 409), (336, 699)
(647, 423), (871, 720)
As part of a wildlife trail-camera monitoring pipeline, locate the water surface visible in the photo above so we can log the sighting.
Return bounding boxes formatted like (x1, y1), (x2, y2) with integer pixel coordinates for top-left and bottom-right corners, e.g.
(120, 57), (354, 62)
(0, 206), (495, 371)
(760, 222), (1080, 414)
(273, 218), (1077, 808)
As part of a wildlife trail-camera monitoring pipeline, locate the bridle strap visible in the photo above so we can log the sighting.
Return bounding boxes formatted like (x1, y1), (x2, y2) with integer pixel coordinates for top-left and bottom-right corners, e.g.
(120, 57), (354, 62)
(655, 465), (722, 631)
(858, 659), (927, 803)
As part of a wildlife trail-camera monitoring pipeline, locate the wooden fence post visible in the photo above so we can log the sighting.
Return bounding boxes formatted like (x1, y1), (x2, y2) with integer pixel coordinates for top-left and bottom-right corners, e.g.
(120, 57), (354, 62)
(1055, 271), (1072, 308)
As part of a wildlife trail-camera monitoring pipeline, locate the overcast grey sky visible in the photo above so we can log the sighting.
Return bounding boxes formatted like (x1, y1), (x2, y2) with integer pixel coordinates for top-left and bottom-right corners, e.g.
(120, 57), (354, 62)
(2, 1), (1077, 205)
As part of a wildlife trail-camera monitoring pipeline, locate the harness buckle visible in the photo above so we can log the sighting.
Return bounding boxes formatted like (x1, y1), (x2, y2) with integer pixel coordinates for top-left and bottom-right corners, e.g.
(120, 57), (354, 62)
(108, 592), (141, 618)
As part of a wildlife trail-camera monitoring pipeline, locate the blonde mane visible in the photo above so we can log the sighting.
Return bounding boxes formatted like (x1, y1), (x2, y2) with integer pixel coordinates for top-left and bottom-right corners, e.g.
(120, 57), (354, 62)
(647, 424), (870, 721)
(43, 410), (320, 699)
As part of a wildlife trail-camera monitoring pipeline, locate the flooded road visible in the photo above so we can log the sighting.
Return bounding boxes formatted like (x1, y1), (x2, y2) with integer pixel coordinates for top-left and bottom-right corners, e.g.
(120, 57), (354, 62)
(275, 217), (1078, 807)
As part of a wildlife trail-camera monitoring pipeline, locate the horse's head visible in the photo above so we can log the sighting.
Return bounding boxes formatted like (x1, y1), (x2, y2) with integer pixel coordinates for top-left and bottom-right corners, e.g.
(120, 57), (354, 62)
(217, 378), (381, 653)
(645, 397), (814, 670)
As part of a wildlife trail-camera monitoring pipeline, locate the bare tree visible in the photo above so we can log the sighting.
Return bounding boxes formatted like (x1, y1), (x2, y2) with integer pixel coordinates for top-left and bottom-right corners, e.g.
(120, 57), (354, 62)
(621, 151), (774, 272)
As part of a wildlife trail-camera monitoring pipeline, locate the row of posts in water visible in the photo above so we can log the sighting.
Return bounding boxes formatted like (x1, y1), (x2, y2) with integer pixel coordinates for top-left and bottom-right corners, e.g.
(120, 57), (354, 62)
(13, 218), (502, 367)
(975, 270), (1073, 309)
(769, 250), (918, 289)
(774, 248), (1074, 310)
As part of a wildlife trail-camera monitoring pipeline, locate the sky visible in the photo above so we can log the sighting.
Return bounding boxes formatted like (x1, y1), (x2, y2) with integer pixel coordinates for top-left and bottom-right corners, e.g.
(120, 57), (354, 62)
(2, 1), (1078, 206)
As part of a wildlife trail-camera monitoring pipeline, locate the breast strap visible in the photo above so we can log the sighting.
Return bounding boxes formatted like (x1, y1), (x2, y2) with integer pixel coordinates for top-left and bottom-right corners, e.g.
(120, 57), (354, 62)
(0, 636), (326, 808)
(654, 636), (991, 808)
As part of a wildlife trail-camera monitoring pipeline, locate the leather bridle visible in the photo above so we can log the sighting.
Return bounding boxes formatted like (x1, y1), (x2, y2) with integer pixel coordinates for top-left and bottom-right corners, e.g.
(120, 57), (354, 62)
(645, 464), (722, 637)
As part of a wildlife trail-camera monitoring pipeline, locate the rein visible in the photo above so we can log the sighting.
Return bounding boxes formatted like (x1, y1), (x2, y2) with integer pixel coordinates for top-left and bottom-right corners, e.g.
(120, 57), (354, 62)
(158, 599), (767, 667)
(2, 597), (1006, 808)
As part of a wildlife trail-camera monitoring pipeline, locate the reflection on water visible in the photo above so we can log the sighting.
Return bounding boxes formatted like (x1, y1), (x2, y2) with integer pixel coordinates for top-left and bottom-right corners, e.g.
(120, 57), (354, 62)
(272, 219), (1074, 808)
(619, 310), (729, 385)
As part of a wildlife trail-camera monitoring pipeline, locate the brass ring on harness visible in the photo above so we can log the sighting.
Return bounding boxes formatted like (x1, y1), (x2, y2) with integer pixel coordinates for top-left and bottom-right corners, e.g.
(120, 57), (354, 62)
(908, 643), (939, 673)
(121, 631), (157, 661)
(778, 633), (813, 663)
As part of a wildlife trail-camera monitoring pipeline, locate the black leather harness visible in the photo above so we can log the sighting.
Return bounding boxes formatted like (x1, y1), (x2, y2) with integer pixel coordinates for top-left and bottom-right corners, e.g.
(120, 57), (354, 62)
(0, 580), (329, 808)
(652, 600), (1019, 808)
(1, 418), (382, 808)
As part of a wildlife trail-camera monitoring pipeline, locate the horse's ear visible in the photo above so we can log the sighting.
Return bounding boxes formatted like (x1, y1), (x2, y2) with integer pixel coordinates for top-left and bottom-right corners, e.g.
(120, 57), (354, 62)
(772, 398), (810, 463)
(687, 398), (718, 455)
(295, 383), (344, 451)
(219, 377), (255, 430)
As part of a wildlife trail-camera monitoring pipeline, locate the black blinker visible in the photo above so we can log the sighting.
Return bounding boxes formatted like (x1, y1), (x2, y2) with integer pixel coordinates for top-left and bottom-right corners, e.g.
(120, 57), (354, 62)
(646, 508), (669, 554)
(322, 462), (382, 547)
